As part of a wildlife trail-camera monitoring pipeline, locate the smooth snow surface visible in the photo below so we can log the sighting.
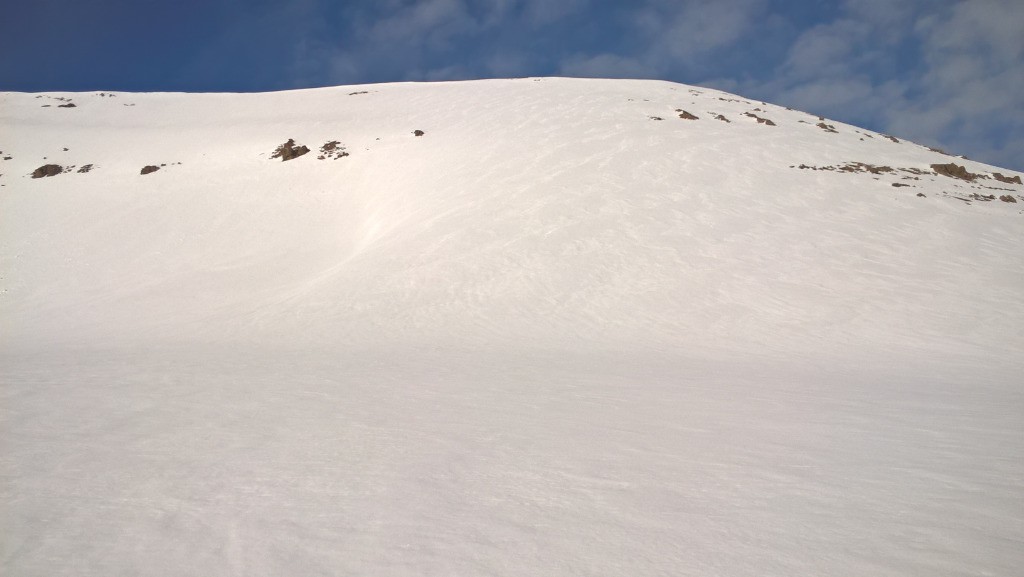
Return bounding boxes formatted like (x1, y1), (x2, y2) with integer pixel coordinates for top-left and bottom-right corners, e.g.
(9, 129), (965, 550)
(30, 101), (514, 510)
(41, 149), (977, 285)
(2, 78), (1023, 576)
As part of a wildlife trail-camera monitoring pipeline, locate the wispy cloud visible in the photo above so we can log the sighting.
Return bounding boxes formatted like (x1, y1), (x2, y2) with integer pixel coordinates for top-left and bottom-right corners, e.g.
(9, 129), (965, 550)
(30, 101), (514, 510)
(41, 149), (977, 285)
(559, 53), (656, 79)
(730, 0), (1024, 169)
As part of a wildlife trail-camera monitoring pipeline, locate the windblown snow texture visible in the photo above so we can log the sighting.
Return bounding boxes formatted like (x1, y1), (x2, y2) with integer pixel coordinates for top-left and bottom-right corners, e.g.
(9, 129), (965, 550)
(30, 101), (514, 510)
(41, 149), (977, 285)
(1, 79), (1022, 576)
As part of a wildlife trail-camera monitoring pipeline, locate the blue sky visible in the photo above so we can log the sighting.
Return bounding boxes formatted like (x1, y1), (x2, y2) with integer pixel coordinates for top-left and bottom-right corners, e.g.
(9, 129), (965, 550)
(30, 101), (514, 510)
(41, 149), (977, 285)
(3, 0), (1022, 170)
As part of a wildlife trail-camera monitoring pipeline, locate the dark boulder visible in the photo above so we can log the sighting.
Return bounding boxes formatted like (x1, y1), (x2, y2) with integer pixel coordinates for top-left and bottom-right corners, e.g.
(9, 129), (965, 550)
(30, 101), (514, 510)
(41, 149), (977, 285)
(271, 139), (310, 161)
(931, 163), (979, 181)
(31, 164), (63, 178)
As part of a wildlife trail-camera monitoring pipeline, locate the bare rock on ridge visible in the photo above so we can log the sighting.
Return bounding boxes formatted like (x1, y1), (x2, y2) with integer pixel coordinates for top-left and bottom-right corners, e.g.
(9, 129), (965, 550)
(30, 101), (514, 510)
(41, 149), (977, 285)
(931, 163), (979, 182)
(993, 173), (1022, 185)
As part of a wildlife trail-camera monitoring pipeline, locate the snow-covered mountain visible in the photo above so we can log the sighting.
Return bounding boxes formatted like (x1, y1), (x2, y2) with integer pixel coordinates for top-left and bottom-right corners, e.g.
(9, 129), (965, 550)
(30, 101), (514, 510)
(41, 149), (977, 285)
(2, 78), (1022, 576)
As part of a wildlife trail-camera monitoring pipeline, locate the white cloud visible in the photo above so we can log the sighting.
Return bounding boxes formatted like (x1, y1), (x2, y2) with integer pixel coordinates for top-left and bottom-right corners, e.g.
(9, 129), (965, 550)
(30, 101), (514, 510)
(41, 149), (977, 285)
(559, 53), (657, 79)
(367, 0), (478, 49)
(780, 20), (870, 81)
(632, 0), (768, 69)
(523, 0), (589, 25)
(485, 53), (533, 77)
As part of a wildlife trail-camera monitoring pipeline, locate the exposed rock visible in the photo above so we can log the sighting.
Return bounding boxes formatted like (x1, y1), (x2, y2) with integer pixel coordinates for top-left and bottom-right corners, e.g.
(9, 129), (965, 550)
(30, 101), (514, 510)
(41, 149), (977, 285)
(932, 163), (980, 181)
(816, 122), (838, 134)
(845, 162), (892, 174)
(77, 164), (94, 173)
(884, 135), (900, 143)
(992, 172), (1022, 185)
(648, 116), (663, 121)
(349, 91), (369, 96)
(140, 165), (160, 175)
(917, 193), (926, 197)
(318, 141), (350, 160)
(743, 112), (776, 126)
(677, 110), (699, 120)
(58, 103), (76, 108)
(413, 130), (425, 136)
(999, 195), (1018, 203)
(892, 183), (910, 188)
(271, 139), (310, 161)
(795, 162), (900, 176)
(31, 164), (64, 178)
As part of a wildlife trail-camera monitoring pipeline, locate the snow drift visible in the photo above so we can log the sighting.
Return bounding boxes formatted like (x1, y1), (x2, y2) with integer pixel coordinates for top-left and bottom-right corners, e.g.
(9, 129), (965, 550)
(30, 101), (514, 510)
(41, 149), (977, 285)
(1, 78), (1022, 576)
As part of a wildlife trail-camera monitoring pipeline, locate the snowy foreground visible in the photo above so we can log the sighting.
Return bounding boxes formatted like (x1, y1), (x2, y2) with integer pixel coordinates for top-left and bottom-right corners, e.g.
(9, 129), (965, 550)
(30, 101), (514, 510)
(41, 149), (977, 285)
(1, 78), (1022, 576)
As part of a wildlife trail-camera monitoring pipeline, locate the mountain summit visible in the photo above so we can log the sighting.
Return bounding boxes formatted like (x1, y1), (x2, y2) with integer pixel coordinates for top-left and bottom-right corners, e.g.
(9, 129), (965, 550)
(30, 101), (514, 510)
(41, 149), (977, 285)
(2, 78), (1022, 576)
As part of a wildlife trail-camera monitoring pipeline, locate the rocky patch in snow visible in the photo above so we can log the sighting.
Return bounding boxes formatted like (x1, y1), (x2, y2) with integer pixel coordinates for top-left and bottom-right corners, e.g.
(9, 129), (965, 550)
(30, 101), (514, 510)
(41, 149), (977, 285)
(792, 160), (1023, 206)
(139, 162), (181, 175)
(743, 112), (776, 126)
(36, 95), (75, 108)
(271, 139), (310, 161)
(927, 145), (953, 156)
(932, 162), (980, 181)
(993, 172), (1022, 185)
(318, 141), (349, 160)
(31, 164), (65, 178)
(794, 162), (896, 175)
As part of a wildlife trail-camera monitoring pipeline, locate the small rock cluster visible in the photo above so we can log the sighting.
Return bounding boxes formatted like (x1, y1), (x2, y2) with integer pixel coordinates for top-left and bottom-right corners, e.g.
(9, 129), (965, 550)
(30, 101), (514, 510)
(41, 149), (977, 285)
(271, 139), (310, 161)
(318, 141), (349, 160)
(743, 112), (776, 126)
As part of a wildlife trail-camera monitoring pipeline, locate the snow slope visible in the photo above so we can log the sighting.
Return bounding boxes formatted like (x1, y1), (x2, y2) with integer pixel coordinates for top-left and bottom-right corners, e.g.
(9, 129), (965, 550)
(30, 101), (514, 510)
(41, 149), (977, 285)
(1, 78), (1022, 576)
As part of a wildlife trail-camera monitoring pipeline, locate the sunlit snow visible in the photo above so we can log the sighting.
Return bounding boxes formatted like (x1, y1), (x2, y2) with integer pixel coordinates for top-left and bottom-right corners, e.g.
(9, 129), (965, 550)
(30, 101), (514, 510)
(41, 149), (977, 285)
(1, 78), (1022, 576)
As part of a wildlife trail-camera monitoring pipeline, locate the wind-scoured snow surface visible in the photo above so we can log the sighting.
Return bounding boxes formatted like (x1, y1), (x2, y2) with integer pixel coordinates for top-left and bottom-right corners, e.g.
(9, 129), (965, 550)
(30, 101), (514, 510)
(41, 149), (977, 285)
(2, 78), (1022, 576)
